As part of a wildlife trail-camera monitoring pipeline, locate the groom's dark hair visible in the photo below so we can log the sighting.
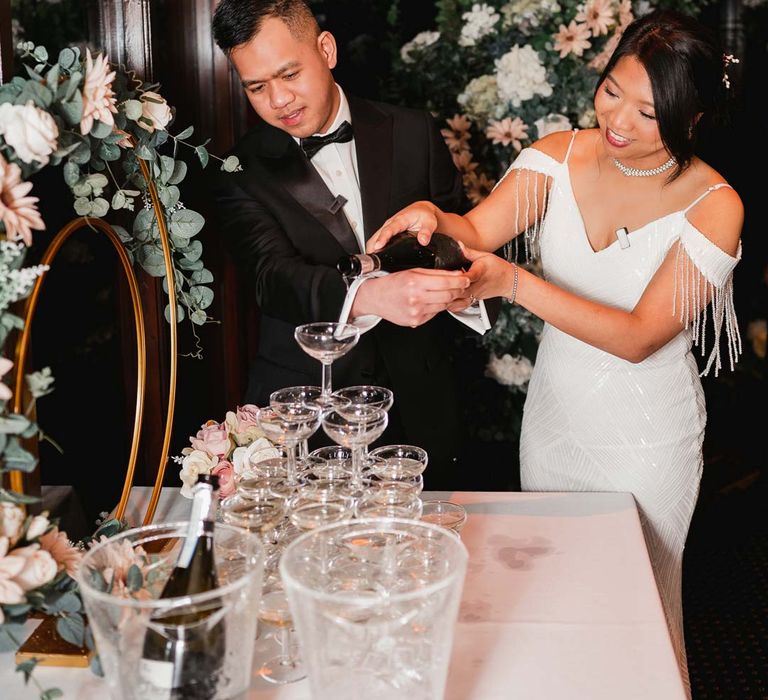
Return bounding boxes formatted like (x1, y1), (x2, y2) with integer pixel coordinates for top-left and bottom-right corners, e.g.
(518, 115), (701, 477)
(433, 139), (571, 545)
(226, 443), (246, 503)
(212, 0), (320, 55)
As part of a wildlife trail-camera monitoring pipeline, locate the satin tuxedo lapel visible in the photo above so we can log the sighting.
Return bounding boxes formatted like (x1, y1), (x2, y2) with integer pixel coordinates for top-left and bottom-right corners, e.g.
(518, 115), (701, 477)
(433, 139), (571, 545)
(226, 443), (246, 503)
(244, 123), (359, 254)
(348, 97), (393, 240)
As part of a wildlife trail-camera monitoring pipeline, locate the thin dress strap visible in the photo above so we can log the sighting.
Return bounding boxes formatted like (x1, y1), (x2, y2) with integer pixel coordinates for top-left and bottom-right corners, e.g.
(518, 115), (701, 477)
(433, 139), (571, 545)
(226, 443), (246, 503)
(683, 183), (733, 214)
(564, 129), (579, 163)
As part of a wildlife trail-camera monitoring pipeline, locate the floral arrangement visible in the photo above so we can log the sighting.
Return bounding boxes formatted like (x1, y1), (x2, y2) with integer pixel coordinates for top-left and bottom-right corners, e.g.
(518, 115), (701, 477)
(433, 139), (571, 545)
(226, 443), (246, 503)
(0, 39), (235, 697)
(176, 405), (281, 499)
(387, 0), (709, 441)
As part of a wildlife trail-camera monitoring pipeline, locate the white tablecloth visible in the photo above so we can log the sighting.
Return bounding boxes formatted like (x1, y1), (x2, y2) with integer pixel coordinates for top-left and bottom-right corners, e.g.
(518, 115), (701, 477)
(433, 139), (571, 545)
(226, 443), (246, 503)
(1, 489), (687, 699)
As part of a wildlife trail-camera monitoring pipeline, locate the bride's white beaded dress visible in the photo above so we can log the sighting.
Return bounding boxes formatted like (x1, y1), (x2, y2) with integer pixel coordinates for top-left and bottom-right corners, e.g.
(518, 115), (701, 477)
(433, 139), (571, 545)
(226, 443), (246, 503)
(506, 130), (741, 697)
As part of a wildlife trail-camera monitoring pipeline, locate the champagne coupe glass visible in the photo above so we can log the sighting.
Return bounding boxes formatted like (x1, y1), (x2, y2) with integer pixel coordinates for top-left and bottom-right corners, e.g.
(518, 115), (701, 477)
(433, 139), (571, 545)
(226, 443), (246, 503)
(355, 484), (423, 520)
(332, 386), (394, 462)
(256, 406), (321, 486)
(294, 322), (360, 404)
(257, 580), (306, 684)
(270, 386), (324, 461)
(322, 407), (388, 490)
(420, 501), (468, 534)
(369, 444), (428, 480)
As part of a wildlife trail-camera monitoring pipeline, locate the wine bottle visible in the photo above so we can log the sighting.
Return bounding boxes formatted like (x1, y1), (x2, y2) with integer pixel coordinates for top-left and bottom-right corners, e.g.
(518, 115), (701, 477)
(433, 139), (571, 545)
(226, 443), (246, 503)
(138, 474), (226, 700)
(337, 231), (469, 277)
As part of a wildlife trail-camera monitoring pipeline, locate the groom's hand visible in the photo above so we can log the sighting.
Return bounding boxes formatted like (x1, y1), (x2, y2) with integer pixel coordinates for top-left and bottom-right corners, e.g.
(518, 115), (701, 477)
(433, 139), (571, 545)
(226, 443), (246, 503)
(351, 268), (470, 327)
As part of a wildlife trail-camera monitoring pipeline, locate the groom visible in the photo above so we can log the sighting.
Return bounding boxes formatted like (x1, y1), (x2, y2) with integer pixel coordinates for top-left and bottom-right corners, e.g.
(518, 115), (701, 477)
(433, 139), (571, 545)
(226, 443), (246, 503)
(211, 0), (477, 487)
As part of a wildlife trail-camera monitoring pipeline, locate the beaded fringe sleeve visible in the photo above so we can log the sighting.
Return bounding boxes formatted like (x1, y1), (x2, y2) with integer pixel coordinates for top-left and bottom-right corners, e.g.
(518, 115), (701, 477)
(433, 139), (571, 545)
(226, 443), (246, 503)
(673, 221), (742, 377)
(494, 148), (556, 264)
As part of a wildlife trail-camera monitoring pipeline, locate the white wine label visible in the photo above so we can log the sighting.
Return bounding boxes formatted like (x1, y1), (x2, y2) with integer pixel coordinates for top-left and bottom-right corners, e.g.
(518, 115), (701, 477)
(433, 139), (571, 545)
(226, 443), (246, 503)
(138, 658), (175, 699)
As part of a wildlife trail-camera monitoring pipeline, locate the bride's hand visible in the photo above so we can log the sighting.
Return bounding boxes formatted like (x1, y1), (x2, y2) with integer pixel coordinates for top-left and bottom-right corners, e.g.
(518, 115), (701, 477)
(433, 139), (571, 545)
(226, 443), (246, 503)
(366, 201), (439, 253)
(463, 244), (518, 300)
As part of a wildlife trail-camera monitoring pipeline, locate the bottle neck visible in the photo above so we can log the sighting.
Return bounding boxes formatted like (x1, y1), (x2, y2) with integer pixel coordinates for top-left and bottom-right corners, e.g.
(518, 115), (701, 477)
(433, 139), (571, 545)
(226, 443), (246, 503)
(177, 482), (216, 569)
(355, 254), (381, 275)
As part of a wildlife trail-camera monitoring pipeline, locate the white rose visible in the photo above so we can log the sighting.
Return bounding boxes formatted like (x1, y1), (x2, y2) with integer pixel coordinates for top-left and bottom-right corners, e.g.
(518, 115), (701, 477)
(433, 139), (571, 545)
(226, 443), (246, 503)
(495, 45), (553, 107)
(400, 31), (440, 63)
(26, 513), (50, 540)
(139, 91), (172, 133)
(0, 502), (25, 544)
(485, 353), (534, 387)
(232, 438), (281, 477)
(0, 101), (59, 165)
(179, 449), (218, 498)
(11, 545), (58, 591)
(535, 113), (572, 139)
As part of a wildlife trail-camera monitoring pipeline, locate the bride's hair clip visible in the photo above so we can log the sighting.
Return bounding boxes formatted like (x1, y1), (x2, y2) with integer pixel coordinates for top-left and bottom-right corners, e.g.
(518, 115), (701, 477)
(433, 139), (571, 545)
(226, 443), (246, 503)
(722, 53), (740, 90)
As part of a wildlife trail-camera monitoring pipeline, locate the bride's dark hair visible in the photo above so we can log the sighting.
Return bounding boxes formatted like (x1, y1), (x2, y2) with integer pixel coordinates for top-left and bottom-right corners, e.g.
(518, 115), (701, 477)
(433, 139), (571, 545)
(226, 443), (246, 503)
(595, 10), (725, 180)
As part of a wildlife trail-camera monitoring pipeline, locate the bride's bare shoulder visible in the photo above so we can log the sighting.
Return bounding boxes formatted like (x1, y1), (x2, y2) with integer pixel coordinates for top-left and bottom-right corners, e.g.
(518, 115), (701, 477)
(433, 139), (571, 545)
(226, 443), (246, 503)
(530, 128), (598, 163)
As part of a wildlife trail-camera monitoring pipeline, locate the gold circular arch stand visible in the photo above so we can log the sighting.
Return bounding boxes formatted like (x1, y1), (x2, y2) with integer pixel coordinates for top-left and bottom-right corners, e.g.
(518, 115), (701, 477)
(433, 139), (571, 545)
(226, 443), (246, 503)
(10, 157), (178, 525)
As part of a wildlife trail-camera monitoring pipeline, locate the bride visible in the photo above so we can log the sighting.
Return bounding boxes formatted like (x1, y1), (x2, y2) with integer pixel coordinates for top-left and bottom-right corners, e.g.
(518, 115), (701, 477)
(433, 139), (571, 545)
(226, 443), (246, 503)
(368, 10), (743, 696)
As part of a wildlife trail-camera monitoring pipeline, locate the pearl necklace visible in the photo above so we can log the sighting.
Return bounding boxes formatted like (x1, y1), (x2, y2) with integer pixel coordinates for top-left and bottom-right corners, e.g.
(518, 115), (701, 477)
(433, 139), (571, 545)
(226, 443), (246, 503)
(613, 156), (676, 177)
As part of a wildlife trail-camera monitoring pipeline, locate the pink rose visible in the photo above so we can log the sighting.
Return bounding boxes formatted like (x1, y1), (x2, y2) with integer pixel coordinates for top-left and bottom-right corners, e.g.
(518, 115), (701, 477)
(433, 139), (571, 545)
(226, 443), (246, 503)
(11, 544), (57, 591)
(227, 404), (266, 446)
(0, 502), (25, 543)
(26, 513), (50, 540)
(212, 460), (236, 498)
(0, 540), (26, 605)
(237, 404), (259, 428)
(139, 91), (172, 133)
(190, 421), (231, 458)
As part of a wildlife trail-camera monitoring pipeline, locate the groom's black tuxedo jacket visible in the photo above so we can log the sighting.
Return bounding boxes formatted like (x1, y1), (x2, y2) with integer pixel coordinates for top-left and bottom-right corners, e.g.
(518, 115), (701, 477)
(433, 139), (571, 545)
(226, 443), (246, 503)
(213, 96), (468, 486)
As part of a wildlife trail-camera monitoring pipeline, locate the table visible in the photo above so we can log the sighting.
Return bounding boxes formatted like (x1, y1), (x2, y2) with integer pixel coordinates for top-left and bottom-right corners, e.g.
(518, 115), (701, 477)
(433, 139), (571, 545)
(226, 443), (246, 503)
(1, 489), (687, 699)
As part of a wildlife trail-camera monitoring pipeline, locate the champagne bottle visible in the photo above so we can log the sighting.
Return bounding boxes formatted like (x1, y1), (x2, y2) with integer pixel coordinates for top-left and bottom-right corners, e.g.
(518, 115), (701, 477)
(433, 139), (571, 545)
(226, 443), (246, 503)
(138, 474), (226, 699)
(336, 231), (469, 277)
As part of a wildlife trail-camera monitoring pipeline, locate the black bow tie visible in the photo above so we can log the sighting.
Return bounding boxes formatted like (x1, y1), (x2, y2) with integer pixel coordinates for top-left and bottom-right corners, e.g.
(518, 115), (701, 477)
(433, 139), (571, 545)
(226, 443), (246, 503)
(300, 121), (354, 160)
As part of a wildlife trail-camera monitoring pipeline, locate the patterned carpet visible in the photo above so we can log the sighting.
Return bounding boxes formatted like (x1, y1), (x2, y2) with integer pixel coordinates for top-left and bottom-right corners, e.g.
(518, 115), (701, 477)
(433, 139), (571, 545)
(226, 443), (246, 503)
(684, 470), (768, 700)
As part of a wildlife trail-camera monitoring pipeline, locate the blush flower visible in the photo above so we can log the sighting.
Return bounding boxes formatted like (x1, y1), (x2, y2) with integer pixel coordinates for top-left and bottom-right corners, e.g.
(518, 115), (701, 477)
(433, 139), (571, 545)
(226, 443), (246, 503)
(11, 544), (58, 591)
(39, 527), (82, 577)
(0, 153), (45, 246)
(576, 0), (615, 37)
(211, 460), (236, 498)
(441, 114), (472, 152)
(553, 21), (592, 58)
(190, 421), (231, 458)
(0, 538), (26, 605)
(80, 49), (118, 135)
(485, 117), (529, 151)
(463, 171), (496, 205)
(0, 356), (14, 402)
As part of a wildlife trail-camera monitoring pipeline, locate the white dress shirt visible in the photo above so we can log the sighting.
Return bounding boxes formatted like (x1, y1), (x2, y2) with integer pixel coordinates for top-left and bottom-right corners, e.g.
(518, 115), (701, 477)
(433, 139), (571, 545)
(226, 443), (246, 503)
(300, 85), (490, 335)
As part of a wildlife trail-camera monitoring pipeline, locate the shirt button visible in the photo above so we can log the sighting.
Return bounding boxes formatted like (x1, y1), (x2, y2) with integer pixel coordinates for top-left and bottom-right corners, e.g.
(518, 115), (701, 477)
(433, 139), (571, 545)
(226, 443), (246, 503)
(336, 170), (343, 177)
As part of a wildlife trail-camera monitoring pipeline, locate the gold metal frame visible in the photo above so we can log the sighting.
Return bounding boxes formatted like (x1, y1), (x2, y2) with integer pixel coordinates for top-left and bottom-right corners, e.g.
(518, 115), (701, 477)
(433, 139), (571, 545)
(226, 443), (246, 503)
(10, 159), (178, 525)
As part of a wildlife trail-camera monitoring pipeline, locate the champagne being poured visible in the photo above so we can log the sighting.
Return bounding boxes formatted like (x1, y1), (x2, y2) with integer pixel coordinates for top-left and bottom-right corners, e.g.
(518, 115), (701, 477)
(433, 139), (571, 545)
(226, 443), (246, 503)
(337, 231), (469, 278)
(139, 474), (226, 699)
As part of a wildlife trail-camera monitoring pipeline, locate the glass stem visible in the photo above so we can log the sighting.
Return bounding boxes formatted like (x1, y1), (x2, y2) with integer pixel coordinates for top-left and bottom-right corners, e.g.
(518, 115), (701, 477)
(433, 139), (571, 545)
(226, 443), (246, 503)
(298, 439), (309, 462)
(286, 443), (298, 485)
(321, 360), (332, 398)
(352, 444), (364, 489)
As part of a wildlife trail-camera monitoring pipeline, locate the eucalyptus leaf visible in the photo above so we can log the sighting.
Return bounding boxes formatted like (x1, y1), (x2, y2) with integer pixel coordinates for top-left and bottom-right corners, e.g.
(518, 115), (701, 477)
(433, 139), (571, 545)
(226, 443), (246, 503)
(45, 64), (60, 89)
(63, 72), (82, 102)
(175, 125), (194, 140)
(24, 64), (42, 81)
(154, 130), (169, 146)
(159, 185), (180, 209)
(58, 92), (83, 126)
(98, 142), (121, 161)
(58, 47), (76, 70)
(15, 657), (38, 684)
(134, 143), (155, 161)
(112, 191), (126, 210)
(178, 258), (204, 272)
(190, 285), (214, 310)
(33, 45), (48, 62)
(62, 161), (80, 186)
(190, 268), (214, 285)
(73, 197), (92, 216)
(41, 689), (64, 700)
(87, 173), (109, 192)
(195, 145), (209, 168)
(90, 120), (114, 139)
(170, 209), (205, 238)
(72, 181), (91, 197)
(133, 207), (155, 235)
(91, 198), (110, 218)
(112, 225), (132, 243)
(190, 310), (208, 325)
(123, 99), (143, 120)
(68, 139), (90, 164)
(47, 592), (82, 615)
(167, 160), (187, 185)
(0, 623), (26, 652)
(159, 155), (175, 183)
(126, 564), (144, 592)
(0, 487), (40, 504)
(0, 414), (32, 435)
(221, 155), (242, 172)
(3, 438), (38, 472)
(56, 613), (85, 647)
(164, 304), (185, 323)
